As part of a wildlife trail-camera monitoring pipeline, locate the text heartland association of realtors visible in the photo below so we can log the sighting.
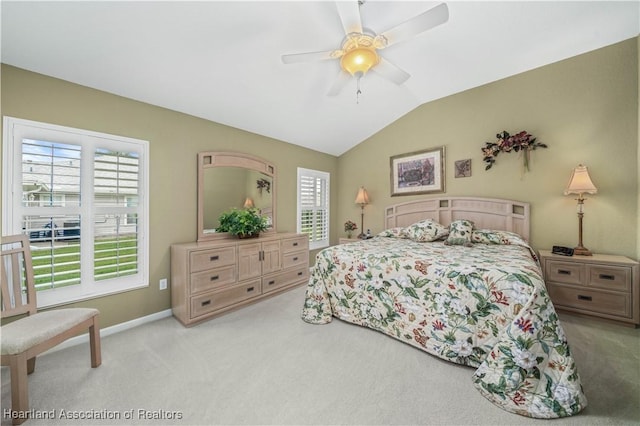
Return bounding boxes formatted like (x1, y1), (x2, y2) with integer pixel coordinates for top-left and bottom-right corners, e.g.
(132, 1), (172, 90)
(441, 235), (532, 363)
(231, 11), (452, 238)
(3, 408), (183, 421)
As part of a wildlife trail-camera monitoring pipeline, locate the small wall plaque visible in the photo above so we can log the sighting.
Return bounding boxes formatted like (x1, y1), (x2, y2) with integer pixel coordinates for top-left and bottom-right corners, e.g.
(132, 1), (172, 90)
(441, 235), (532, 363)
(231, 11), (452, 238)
(454, 159), (471, 178)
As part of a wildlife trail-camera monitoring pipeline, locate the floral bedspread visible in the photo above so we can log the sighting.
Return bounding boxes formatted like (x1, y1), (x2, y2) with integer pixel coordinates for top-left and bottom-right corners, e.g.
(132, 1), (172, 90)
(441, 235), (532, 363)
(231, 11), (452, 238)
(302, 234), (587, 418)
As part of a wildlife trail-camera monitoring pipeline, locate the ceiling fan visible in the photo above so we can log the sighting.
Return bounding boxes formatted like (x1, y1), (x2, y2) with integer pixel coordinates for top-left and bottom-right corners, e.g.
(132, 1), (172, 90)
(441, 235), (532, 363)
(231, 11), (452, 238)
(281, 1), (449, 98)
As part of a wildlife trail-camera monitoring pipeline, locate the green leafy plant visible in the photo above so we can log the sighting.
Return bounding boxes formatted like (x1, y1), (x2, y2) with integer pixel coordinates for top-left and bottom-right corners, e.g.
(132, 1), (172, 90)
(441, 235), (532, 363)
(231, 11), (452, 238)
(216, 208), (269, 238)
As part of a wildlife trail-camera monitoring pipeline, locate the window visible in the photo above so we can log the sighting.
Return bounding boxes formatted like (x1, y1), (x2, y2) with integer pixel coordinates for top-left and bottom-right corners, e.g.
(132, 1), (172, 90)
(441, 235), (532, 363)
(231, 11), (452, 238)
(297, 168), (330, 250)
(2, 117), (149, 307)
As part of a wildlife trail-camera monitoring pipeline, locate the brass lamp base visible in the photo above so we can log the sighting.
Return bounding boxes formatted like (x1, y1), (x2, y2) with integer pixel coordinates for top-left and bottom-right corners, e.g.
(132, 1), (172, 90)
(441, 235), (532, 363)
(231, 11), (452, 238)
(573, 202), (593, 256)
(573, 246), (592, 256)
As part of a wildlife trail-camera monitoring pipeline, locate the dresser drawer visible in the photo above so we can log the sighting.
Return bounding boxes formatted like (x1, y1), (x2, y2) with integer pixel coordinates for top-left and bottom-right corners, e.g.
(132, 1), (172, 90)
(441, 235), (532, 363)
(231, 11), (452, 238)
(547, 284), (631, 318)
(191, 246), (236, 273)
(282, 250), (308, 269)
(282, 236), (308, 253)
(262, 266), (308, 293)
(545, 261), (583, 285)
(588, 265), (631, 292)
(190, 265), (236, 294)
(190, 280), (260, 318)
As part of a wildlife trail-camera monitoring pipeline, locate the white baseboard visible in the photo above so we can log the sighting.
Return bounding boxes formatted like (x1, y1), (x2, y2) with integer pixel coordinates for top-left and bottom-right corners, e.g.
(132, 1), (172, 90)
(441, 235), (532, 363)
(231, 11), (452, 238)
(43, 309), (173, 355)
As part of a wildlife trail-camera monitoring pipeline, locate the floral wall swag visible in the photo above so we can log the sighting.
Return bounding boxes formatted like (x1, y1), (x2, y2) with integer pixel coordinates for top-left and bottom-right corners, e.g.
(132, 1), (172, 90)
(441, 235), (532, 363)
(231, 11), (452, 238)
(482, 130), (547, 171)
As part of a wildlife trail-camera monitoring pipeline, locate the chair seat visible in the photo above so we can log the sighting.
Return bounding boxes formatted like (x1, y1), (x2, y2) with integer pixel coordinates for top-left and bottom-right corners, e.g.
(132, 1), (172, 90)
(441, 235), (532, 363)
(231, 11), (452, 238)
(1, 308), (99, 355)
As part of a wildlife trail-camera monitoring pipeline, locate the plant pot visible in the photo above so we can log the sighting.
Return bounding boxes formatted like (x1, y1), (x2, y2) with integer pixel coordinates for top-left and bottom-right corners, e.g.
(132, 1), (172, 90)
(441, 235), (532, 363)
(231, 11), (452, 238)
(238, 233), (259, 239)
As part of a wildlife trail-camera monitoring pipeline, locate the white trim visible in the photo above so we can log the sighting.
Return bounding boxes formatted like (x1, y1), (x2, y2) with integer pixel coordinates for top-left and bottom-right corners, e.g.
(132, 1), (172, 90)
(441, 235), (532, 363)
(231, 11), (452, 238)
(43, 309), (173, 355)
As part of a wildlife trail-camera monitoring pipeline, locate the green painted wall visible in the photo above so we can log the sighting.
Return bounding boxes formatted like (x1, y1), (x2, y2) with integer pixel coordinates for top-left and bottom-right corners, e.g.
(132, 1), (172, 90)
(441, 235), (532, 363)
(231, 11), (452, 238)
(338, 38), (638, 260)
(0, 64), (338, 328)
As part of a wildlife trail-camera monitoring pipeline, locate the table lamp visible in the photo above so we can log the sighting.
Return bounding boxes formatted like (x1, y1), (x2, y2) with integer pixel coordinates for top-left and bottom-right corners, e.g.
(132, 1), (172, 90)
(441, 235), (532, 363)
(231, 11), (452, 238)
(354, 186), (370, 239)
(564, 164), (597, 256)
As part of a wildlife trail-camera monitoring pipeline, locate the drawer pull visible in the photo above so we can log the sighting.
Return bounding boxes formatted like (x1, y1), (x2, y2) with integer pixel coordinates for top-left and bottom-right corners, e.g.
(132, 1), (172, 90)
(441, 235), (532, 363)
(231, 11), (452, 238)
(558, 269), (572, 275)
(293, 257), (298, 261)
(599, 274), (615, 280)
(247, 286), (255, 292)
(210, 275), (219, 281)
(577, 295), (593, 302)
(201, 300), (211, 306)
(293, 242), (298, 246)
(297, 271), (303, 276)
(268, 280), (275, 285)
(210, 255), (219, 261)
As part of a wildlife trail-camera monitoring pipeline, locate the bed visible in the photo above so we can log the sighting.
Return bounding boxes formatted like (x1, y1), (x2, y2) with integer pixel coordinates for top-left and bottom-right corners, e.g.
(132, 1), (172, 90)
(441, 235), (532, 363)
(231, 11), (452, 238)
(302, 197), (587, 419)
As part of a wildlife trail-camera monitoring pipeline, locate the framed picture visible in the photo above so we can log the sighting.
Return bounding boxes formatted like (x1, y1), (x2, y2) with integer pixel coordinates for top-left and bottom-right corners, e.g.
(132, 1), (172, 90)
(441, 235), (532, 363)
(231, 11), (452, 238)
(390, 146), (445, 196)
(454, 159), (471, 178)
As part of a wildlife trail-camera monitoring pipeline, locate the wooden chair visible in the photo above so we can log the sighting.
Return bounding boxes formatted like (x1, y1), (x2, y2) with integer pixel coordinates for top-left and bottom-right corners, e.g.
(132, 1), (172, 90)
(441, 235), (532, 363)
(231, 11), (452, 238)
(1, 234), (101, 425)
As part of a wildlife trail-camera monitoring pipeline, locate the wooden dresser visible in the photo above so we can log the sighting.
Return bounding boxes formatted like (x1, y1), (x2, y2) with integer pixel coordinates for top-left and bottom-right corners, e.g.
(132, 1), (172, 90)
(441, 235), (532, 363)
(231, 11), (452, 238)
(539, 250), (639, 326)
(171, 232), (309, 326)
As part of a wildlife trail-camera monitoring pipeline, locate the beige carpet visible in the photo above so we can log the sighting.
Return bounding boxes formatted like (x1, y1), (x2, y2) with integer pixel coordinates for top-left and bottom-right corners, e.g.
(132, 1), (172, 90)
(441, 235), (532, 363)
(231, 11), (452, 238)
(2, 285), (639, 425)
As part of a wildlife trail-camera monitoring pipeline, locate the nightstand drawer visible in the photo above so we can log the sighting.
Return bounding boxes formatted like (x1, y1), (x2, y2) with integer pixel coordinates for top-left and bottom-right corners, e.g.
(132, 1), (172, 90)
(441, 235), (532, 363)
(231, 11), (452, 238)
(548, 284), (631, 318)
(588, 265), (631, 292)
(546, 261), (583, 285)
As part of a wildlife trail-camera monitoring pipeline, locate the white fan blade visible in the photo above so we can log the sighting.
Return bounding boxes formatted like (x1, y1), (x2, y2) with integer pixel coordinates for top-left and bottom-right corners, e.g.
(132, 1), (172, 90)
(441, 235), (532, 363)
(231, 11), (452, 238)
(378, 3), (449, 48)
(327, 70), (352, 96)
(336, 1), (362, 35)
(371, 57), (410, 85)
(281, 50), (341, 64)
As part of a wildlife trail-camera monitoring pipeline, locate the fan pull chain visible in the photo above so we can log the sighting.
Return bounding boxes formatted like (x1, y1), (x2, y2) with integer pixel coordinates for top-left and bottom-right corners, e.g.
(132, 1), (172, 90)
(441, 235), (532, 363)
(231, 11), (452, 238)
(356, 75), (362, 104)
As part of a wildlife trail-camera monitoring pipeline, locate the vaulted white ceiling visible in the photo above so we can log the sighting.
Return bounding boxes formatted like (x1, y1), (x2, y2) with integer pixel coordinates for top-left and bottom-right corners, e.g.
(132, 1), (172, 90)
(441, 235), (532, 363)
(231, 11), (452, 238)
(2, 1), (638, 156)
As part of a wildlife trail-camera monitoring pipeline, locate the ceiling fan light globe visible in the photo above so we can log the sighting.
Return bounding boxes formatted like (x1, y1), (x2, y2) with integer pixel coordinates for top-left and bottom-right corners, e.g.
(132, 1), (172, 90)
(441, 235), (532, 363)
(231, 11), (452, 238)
(340, 47), (379, 76)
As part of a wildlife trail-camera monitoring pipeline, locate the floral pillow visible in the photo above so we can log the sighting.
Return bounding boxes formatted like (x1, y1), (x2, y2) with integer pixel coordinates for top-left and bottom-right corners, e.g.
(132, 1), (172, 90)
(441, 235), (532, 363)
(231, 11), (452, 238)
(472, 229), (527, 246)
(377, 227), (407, 238)
(403, 219), (449, 242)
(444, 219), (475, 246)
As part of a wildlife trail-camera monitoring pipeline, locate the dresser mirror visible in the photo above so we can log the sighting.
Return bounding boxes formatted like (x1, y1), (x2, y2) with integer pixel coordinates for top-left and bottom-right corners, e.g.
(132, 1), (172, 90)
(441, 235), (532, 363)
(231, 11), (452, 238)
(197, 152), (276, 242)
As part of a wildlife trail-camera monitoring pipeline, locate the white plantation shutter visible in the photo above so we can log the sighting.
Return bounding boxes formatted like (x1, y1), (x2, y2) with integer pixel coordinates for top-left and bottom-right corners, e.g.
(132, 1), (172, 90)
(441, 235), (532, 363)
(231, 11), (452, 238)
(93, 149), (141, 281)
(20, 139), (83, 291)
(297, 168), (329, 250)
(2, 117), (149, 307)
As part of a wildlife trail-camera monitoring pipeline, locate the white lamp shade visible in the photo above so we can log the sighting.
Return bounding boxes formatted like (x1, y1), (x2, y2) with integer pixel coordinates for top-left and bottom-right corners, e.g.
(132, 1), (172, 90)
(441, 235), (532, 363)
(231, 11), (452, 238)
(355, 187), (370, 205)
(564, 164), (597, 195)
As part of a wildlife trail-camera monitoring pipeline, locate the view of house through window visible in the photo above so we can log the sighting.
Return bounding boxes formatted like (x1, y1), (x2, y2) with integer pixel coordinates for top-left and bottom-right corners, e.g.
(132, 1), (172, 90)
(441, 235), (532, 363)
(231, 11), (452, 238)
(297, 168), (330, 250)
(2, 117), (149, 307)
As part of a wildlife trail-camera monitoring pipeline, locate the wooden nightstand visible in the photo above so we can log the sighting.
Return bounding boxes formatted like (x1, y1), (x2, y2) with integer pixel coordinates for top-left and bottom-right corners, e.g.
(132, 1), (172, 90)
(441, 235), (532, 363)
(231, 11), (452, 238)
(539, 250), (639, 326)
(338, 238), (361, 244)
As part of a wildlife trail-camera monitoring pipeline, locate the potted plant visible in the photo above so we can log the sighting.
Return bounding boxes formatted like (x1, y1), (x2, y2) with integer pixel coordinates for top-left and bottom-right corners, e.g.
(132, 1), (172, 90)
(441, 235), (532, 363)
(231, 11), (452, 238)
(216, 208), (269, 238)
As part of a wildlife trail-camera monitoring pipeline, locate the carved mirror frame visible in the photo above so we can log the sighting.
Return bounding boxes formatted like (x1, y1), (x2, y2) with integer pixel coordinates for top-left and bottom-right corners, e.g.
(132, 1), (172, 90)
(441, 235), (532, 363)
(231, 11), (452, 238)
(197, 151), (277, 242)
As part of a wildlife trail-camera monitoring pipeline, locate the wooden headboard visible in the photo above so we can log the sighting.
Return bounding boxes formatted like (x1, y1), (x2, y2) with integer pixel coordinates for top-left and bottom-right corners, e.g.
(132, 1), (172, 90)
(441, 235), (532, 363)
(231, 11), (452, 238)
(384, 197), (530, 241)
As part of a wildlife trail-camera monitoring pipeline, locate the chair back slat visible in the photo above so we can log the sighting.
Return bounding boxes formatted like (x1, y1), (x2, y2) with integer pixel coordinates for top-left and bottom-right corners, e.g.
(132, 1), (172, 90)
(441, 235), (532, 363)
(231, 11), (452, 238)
(1, 235), (38, 318)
